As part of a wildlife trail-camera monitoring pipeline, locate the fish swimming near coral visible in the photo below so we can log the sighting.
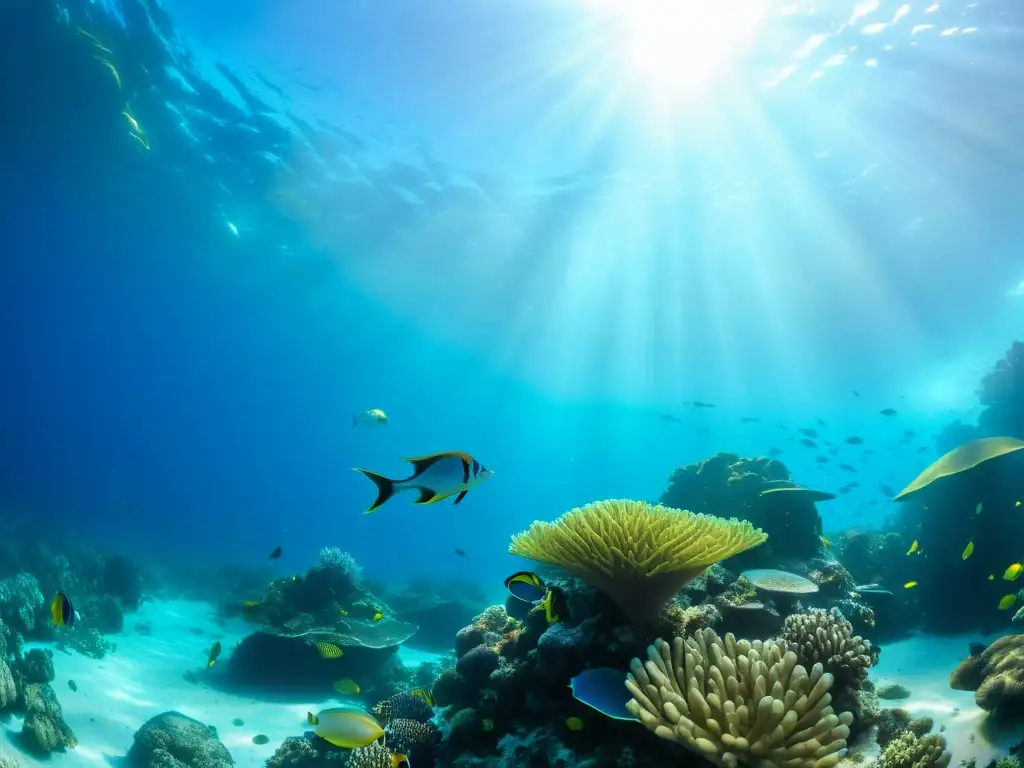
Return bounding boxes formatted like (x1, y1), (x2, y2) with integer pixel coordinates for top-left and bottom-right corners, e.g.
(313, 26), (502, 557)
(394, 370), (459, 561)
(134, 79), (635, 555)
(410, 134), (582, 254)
(976, 502), (984, 516)
(353, 409), (388, 428)
(333, 678), (360, 695)
(504, 571), (547, 602)
(904, 581), (918, 589)
(999, 594), (1018, 611)
(1005, 564), (1024, 582)
(392, 755), (410, 768)
(206, 641), (222, 669)
(315, 642), (344, 659)
(565, 716), (585, 732)
(269, 546), (282, 559)
(530, 586), (567, 625)
(355, 452), (494, 513)
(962, 540), (975, 560)
(307, 708), (384, 748)
(853, 584), (894, 596)
(50, 591), (76, 628)
(373, 612), (384, 622)
(568, 668), (635, 721)
(906, 540), (919, 556)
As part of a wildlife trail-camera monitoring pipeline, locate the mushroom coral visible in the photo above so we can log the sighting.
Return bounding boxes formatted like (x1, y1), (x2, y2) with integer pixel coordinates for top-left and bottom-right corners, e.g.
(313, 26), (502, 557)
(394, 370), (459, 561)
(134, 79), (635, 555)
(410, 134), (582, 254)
(509, 499), (767, 626)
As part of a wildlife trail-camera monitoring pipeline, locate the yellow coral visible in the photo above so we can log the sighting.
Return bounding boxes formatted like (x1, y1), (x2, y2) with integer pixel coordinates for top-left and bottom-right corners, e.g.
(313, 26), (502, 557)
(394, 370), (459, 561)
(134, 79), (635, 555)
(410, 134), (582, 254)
(509, 499), (767, 626)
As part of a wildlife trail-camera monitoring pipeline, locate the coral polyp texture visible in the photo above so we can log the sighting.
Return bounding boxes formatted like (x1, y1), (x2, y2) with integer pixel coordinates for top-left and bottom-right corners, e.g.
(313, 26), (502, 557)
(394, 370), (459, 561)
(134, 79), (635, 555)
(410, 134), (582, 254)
(508, 499), (767, 626)
(625, 628), (854, 768)
(781, 608), (876, 688)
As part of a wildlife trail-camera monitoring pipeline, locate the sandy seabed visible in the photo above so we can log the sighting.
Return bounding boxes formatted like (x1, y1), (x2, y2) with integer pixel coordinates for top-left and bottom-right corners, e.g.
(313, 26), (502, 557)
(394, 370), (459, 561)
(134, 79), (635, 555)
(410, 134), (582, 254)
(1, 601), (1021, 768)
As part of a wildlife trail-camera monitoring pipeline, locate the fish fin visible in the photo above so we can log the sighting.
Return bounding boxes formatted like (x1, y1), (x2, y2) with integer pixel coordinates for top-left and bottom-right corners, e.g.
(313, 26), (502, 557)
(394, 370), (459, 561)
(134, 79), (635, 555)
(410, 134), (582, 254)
(355, 468), (397, 513)
(413, 487), (438, 505)
(454, 490), (468, 505)
(307, 712), (318, 726)
(419, 490), (460, 505)
(401, 452), (472, 477)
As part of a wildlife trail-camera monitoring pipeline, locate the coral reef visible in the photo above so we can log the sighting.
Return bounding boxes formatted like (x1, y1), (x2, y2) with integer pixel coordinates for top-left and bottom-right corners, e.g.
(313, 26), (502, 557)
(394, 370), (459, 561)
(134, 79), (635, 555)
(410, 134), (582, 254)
(874, 730), (951, 768)
(977, 341), (1024, 440)
(658, 452), (831, 565)
(891, 437), (1024, 633)
(626, 628), (854, 768)
(781, 608), (877, 688)
(374, 576), (486, 653)
(509, 498), (767, 626)
(127, 711), (233, 768)
(950, 636), (1024, 716)
(20, 682), (77, 754)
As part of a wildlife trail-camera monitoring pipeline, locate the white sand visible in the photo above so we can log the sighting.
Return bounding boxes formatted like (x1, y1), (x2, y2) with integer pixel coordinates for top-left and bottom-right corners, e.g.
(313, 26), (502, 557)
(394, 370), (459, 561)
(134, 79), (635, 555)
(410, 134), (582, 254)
(868, 631), (1024, 765)
(0, 599), (441, 768)
(3, 602), (1022, 768)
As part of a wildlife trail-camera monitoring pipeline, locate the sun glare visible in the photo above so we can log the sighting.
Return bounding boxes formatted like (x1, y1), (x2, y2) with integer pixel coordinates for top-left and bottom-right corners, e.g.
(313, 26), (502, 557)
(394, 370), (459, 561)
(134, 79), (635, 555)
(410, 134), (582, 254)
(587, 0), (768, 102)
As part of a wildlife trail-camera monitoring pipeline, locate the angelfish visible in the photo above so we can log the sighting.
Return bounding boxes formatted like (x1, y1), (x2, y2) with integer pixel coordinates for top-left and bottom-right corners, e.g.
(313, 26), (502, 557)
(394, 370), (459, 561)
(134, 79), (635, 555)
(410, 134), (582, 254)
(355, 452), (494, 513)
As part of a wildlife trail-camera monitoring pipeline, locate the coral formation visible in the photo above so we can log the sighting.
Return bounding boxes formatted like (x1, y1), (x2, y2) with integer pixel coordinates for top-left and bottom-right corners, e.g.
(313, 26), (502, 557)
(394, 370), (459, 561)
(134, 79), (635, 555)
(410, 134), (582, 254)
(20, 682), (77, 754)
(344, 742), (391, 768)
(509, 498), (767, 626)
(950, 635), (1024, 715)
(781, 608), (876, 688)
(626, 628), (854, 768)
(658, 453), (830, 564)
(127, 711), (233, 768)
(874, 731), (951, 768)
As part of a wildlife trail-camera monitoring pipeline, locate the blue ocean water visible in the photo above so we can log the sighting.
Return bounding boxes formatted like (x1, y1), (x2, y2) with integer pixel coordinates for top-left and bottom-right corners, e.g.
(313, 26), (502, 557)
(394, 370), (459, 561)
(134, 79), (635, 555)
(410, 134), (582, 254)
(1, 1), (1024, 766)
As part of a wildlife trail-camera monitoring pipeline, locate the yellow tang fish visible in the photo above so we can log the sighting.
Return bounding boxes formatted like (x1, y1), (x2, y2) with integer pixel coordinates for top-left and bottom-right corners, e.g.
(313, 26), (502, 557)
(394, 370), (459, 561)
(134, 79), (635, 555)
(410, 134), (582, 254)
(565, 716), (585, 732)
(976, 502), (984, 515)
(315, 642), (344, 659)
(999, 594), (1018, 611)
(392, 755), (410, 768)
(241, 600), (260, 609)
(1016, 501), (1022, 508)
(1004, 564), (1023, 582)
(339, 608), (349, 616)
(355, 452), (494, 513)
(333, 678), (360, 695)
(962, 540), (974, 560)
(306, 709), (383, 749)
(373, 612), (384, 622)
(904, 581), (918, 589)
(906, 540), (919, 556)
(820, 536), (831, 550)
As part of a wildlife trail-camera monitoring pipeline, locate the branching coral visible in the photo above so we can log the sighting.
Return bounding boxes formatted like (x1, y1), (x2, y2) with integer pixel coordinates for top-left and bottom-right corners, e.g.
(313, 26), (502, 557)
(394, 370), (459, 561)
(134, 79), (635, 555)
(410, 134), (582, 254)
(781, 609), (876, 689)
(626, 628), (853, 768)
(509, 499), (767, 626)
(875, 731), (951, 768)
(314, 547), (364, 585)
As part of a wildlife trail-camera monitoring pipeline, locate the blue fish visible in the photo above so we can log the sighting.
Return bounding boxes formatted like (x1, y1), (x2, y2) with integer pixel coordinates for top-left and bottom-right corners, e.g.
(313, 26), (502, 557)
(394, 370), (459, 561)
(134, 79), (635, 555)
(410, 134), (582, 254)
(568, 668), (635, 721)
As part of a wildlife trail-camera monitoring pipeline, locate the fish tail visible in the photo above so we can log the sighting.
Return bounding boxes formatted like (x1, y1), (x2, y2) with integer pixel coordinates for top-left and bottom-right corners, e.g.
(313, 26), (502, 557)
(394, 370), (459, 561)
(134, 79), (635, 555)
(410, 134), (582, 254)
(307, 712), (318, 726)
(354, 468), (397, 513)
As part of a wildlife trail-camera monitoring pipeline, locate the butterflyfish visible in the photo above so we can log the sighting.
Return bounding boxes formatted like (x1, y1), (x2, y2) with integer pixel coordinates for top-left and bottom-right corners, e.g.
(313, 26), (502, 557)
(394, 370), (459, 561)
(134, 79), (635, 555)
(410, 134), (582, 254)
(353, 409), (388, 428)
(306, 708), (384, 748)
(962, 540), (975, 560)
(392, 755), (410, 768)
(355, 452), (494, 513)
(906, 540), (918, 556)
(315, 642), (344, 659)
(568, 668), (634, 721)
(207, 641), (222, 669)
(51, 591), (76, 628)
(565, 716), (585, 732)
(409, 688), (434, 707)
(530, 587), (566, 625)
(999, 594), (1018, 611)
(333, 678), (360, 695)
(505, 571), (547, 603)
(1005, 564), (1023, 582)
(904, 581), (918, 589)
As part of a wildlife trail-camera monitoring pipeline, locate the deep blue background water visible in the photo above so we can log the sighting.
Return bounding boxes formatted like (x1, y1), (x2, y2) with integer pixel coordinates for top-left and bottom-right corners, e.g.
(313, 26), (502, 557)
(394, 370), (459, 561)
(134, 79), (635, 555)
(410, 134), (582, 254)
(1, 0), (1023, 599)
